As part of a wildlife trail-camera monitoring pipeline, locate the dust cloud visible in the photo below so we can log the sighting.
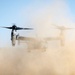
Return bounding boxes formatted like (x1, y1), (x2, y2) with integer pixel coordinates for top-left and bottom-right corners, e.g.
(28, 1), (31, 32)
(1, 0), (75, 75)
(1, 44), (75, 75)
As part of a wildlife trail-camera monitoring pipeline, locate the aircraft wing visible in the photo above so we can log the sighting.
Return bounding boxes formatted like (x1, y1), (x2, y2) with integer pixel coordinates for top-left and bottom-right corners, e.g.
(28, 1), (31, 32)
(16, 27), (33, 30)
(45, 37), (60, 41)
(17, 36), (35, 41)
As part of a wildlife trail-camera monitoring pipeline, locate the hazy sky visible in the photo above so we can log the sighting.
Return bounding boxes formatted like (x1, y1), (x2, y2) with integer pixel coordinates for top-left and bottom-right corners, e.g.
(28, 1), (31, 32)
(0, 0), (75, 47)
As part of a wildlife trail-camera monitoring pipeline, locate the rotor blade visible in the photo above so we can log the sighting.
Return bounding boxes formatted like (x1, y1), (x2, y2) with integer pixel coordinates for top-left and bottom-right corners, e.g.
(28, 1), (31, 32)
(52, 24), (58, 27)
(16, 27), (33, 30)
(51, 24), (61, 29)
(23, 28), (33, 30)
(0, 26), (12, 29)
(64, 28), (75, 29)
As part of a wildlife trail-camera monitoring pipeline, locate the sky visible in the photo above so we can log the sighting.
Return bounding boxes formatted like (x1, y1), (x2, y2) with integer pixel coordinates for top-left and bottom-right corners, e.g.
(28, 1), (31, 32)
(0, 0), (75, 47)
